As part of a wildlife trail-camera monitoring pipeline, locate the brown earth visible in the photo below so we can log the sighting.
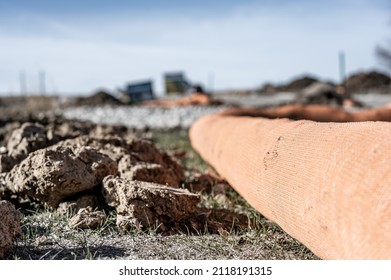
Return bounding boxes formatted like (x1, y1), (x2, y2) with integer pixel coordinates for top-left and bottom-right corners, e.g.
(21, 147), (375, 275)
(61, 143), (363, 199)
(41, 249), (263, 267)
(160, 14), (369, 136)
(5, 143), (118, 208)
(0, 200), (21, 259)
(344, 71), (391, 93)
(259, 75), (321, 93)
(70, 91), (123, 107)
(0, 105), (256, 258)
(259, 71), (391, 95)
(103, 176), (200, 231)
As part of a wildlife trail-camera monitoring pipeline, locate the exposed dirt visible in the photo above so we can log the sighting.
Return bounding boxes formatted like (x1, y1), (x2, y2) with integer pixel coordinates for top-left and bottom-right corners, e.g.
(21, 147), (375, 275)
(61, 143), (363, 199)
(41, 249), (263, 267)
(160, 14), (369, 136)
(0, 95), (319, 260)
(259, 75), (320, 93)
(344, 71), (391, 93)
(259, 71), (391, 95)
(103, 176), (200, 231)
(0, 107), (260, 259)
(69, 91), (123, 107)
(0, 200), (21, 259)
(5, 143), (118, 208)
(69, 207), (107, 230)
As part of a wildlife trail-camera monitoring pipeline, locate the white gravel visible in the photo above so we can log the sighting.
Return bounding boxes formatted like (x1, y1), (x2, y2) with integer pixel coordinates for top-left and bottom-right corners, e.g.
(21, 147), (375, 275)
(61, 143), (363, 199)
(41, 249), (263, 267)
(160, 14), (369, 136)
(60, 105), (229, 129)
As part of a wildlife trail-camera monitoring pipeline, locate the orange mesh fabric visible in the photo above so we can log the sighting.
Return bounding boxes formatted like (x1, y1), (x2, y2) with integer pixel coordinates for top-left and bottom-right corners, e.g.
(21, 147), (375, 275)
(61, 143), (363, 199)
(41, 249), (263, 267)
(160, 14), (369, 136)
(220, 104), (391, 122)
(142, 93), (223, 108)
(190, 114), (391, 259)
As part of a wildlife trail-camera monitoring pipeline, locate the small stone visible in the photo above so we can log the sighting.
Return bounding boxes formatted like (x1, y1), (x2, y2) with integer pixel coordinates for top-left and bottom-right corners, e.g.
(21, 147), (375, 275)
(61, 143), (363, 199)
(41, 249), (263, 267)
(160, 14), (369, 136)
(69, 207), (106, 229)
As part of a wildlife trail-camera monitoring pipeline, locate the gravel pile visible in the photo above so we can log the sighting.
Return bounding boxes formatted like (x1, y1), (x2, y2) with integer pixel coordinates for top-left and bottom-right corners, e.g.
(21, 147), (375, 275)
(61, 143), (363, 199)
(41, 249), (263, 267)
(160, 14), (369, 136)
(60, 105), (228, 129)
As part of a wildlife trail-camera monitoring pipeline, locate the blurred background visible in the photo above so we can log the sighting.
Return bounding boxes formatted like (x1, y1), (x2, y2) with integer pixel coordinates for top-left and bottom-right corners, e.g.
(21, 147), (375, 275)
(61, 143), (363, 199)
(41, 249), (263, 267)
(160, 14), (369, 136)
(0, 0), (390, 97)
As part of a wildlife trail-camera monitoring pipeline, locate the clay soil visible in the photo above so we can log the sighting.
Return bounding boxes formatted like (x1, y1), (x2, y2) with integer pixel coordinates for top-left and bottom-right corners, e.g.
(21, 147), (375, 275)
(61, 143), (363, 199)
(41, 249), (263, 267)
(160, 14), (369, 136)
(0, 96), (317, 260)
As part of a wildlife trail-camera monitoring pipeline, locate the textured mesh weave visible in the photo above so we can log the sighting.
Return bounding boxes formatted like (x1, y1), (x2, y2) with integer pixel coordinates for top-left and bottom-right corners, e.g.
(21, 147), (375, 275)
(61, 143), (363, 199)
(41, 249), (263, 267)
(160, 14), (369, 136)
(190, 114), (391, 259)
(220, 104), (391, 122)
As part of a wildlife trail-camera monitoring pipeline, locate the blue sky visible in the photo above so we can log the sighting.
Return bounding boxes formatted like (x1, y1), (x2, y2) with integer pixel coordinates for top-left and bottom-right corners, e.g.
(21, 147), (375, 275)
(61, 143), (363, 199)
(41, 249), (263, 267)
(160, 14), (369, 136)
(0, 0), (390, 95)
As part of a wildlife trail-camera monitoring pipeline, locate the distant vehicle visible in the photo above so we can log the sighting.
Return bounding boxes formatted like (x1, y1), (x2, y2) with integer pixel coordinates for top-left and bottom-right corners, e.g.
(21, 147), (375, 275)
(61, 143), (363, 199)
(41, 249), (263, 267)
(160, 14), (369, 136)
(120, 80), (155, 103)
(164, 72), (190, 95)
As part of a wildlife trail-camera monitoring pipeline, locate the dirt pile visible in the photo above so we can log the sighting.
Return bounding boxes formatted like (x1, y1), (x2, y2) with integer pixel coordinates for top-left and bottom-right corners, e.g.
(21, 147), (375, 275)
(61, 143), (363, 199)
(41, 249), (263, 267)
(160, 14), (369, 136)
(2, 130), (185, 209)
(142, 93), (224, 108)
(0, 111), (256, 259)
(71, 91), (123, 107)
(259, 76), (320, 93)
(6, 144), (118, 208)
(1, 117), (244, 234)
(0, 114), (143, 173)
(344, 71), (391, 93)
(59, 136), (184, 186)
(0, 123), (53, 173)
(0, 200), (21, 259)
(102, 175), (251, 233)
(298, 82), (344, 106)
(281, 76), (320, 92)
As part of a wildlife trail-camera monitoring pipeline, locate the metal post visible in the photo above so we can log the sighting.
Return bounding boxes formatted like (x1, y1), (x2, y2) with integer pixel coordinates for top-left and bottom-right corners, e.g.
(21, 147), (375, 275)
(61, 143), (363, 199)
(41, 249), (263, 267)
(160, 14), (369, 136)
(208, 71), (214, 94)
(339, 51), (346, 84)
(39, 70), (46, 95)
(339, 51), (350, 98)
(19, 70), (27, 95)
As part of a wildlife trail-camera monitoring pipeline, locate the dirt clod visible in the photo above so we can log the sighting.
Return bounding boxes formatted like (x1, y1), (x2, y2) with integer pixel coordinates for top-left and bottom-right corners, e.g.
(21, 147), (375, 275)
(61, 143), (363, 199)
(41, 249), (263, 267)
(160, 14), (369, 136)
(57, 195), (100, 216)
(69, 207), (107, 229)
(59, 136), (184, 187)
(102, 176), (200, 231)
(5, 144), (117, 208)
(0, 200), (21, 259)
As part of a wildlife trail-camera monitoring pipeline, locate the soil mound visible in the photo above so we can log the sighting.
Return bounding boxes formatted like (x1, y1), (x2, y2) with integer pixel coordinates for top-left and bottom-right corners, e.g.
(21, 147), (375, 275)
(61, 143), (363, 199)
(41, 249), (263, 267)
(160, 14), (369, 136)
(281, 76), (319, 92)
(6, 144), (118, 208)
(344, 71), (391, 93)
(0, 112), (257, 258)
(73, 91), (123, 107)
(259, 75), (320, 93)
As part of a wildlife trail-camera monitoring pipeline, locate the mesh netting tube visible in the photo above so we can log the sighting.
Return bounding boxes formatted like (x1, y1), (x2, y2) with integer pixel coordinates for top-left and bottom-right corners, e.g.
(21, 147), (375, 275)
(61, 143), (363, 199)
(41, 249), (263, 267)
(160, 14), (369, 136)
(220, 104), (391, 122)
(190, 114), (391, 259)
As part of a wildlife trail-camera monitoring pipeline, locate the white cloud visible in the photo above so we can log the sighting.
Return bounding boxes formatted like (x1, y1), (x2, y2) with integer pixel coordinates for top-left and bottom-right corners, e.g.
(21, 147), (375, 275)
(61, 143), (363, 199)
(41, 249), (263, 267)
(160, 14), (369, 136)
(0, 1), (389, 95)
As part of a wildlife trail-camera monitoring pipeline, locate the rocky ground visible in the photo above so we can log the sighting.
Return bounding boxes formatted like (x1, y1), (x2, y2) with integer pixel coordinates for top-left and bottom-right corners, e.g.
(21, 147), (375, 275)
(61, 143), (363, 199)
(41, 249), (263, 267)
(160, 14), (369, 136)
(2, 70), (390, 260)
(0, 96), (319, 260)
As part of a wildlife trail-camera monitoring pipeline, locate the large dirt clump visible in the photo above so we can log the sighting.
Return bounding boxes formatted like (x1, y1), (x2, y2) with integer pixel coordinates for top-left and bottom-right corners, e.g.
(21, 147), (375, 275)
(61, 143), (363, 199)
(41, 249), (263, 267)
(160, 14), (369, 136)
(0, 122), (51, 173)
(0, 200), (21, 259)
(59, 135), (184, 187)
(5, 144), (118, 208)
(102, 176), (200, 231)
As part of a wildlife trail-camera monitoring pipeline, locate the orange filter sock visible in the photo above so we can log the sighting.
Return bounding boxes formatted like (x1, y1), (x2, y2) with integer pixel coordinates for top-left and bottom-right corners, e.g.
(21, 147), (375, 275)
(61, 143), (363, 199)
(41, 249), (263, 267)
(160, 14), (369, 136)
(190, 114), (391, 259)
